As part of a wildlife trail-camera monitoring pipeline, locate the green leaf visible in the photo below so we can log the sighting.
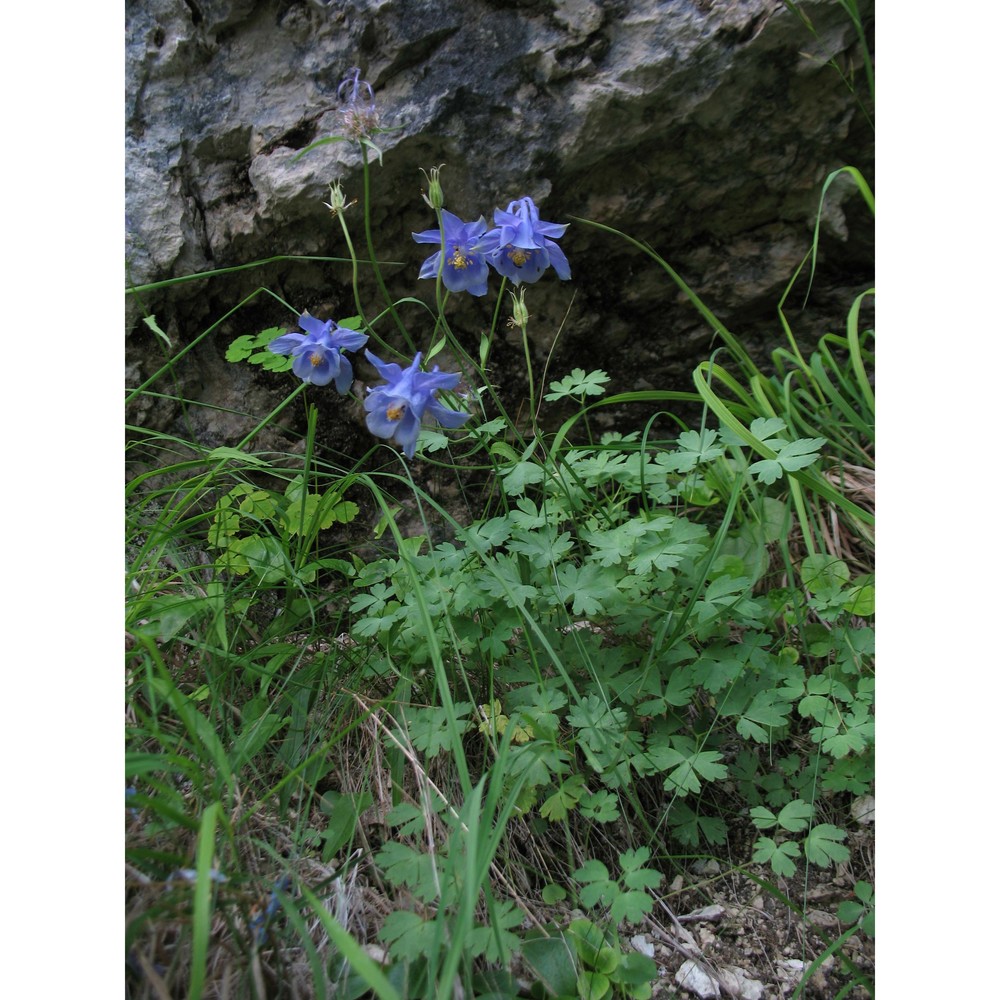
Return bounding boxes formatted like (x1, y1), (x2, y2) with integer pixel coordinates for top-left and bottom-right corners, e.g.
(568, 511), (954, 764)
(671, 428), (725, 471)
(749, 806), (778, 830)
(621, 865), (662, 894)
(751, 836), (800, 877)
(843, 583), (875, 616)
(225, 334), (258, 361)
(378, 910), (437, 963)
(575, 860), (616, 909)
(374, 842), (440, 901)
(479, 554), (539, 606)
(773, 436), (826, 471)
(618, 846), (650, 873)
(822, 753), (873, 794)
(660, 749), (728, 796)
(578, 790), (621, 823)
(798, 694), (838, 725)
(627, 518), (707, 575)
(610, 890), (655, 924)
(540, 773), (586, 822)
(462, 515), (514, 551)
(576, 970), (611, 999)
(403, 703), (473, 759)
(205, 446), (266, 465)
(509, 741), (571, 789)
(281, 491), (359, 536)
(748, 417), (788, 442)
(748, 458), (784, 485)
(698, 814), (729, 846)
(521, 933), (579, 998)
(542, 883), (568, 904)
(591, 946), (620, 976)
(736, 690), (793, 742)
(821, 725), (870, 758)
(142, 314), (172, 349)
(776, 798), (814, 833)
(464, 900), (524, 963)
(384, 801), (427, 838)
(250, 349), (292, 371)
(800, 554), (851, 592)
(227, 326), (285, 360)
(508, 526), (574, 568)
(691, 653), (742, 694)
(544, 368), (611, 401)
(318, 790), (373, 861)
(134, 593), (203, 643)
(618, 951), (658, 988)
(235, 535), (288, 583)
(567, 918), (608, 966)
(803, 824), (850, 868)
(663, 665), (696, 706)
(555, 560), (621, 617)
(501, 460), (545, 497)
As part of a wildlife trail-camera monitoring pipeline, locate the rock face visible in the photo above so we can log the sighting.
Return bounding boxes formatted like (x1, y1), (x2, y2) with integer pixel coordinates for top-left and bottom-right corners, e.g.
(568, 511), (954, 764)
(126, 0), (873, 449)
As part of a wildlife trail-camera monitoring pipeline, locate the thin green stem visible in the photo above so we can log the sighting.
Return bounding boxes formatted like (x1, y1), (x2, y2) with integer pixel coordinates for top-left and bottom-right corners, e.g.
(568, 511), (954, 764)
(361, 151), (415, 353)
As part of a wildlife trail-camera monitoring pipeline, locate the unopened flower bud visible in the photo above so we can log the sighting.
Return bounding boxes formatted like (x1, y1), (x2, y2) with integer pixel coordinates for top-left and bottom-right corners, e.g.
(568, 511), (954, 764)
(509, 289), (530, 329)
(324, 180), (349, 217)
(420, 164), (446, 211)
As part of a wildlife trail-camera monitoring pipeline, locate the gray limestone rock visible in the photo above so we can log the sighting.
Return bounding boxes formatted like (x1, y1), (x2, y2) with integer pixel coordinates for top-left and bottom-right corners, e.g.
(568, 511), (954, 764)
(125, 0), (873, 448)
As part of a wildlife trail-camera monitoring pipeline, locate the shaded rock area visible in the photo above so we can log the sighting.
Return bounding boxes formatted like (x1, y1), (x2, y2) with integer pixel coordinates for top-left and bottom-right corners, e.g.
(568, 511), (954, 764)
(125, 0), (874, 453)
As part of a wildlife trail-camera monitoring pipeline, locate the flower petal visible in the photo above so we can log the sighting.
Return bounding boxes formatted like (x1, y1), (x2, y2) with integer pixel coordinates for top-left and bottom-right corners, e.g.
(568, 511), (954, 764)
(545, 241), (572, 280)
(412, 226), (443, 245)
(333, 355), (355, 393)
(297, 314), (333, 338)
(330, 325), (369, 352)
(418, 252), (443, 280)
(426, 397), (471, 429)
(268, 332), (306, 355)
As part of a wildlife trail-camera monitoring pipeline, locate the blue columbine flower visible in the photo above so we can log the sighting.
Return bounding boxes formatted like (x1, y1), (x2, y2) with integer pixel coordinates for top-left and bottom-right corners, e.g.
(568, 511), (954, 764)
(268, 314), (368, 392)
(481, 196), (571, 285)
(364, 350), (471, 458)
(413, 210), (492, 296)
(249, 875), (292, 945)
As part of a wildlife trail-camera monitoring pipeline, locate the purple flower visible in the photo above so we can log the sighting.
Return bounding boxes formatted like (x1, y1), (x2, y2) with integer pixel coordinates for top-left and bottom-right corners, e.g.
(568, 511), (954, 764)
(413, 210), (492, 296)
(364, 351), (471, 458)
(249, 875), (292, 945)
(337, 67), (376, 114)
(337, 67), (379, 138)
(481, 196), (571, 285)
(268, 314), (368, 392)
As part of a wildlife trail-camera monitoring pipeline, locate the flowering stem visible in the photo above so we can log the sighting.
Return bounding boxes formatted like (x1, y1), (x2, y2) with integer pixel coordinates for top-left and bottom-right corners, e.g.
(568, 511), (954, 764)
(361, 152), (415, 353)
(519, 321), (537, 435)
(334, 210), (368, 334)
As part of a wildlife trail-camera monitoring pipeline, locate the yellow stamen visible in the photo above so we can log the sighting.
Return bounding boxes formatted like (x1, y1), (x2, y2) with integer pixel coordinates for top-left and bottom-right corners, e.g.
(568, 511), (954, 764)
(448, 245), (470, 269)
(509, 248), (531, 267)
(309, 351), (324, 367)
(386, 403), (406, 421)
